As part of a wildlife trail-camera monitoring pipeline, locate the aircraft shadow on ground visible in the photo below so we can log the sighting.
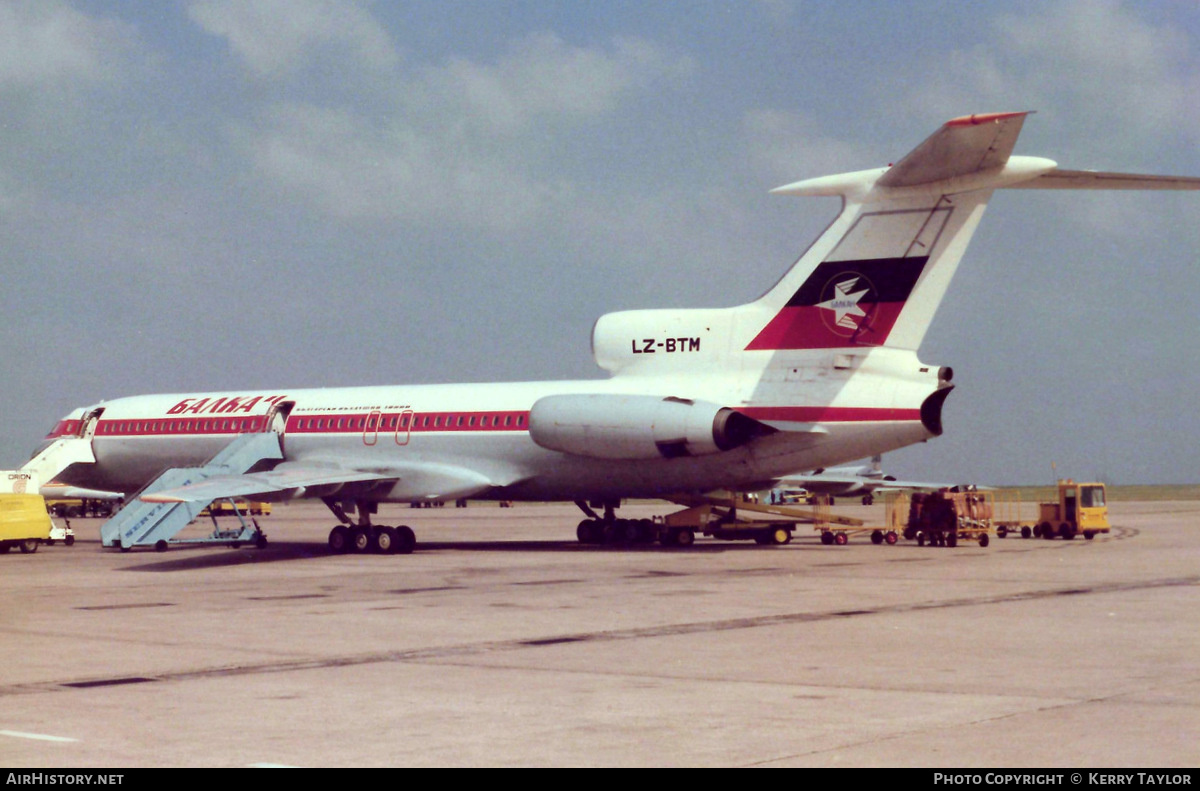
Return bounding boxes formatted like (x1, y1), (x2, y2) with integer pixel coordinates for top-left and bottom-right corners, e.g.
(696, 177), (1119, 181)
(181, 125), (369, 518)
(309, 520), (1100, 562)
(115, 538), (767, 571)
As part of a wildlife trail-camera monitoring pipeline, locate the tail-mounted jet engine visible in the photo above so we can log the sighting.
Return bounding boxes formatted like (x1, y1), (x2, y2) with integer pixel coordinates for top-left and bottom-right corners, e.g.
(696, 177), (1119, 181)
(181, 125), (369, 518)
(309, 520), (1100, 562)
(528, 394), (776, 460)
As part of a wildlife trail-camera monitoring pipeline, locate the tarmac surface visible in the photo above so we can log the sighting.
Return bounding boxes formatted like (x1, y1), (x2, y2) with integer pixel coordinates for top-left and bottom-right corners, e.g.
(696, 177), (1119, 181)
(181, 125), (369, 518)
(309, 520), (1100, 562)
(1, 499), (1198, 768)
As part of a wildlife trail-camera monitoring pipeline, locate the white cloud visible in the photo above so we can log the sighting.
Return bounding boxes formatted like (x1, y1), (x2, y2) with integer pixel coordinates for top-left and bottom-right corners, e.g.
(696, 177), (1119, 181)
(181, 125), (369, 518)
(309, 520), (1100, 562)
(0, 0), (134, 88)
(188, 0), (397, 76)
(432, 33), (695, 133)
(743, 109), (879, 181)
(235, 32), (694, 229)
(895, 0), (1199, 162)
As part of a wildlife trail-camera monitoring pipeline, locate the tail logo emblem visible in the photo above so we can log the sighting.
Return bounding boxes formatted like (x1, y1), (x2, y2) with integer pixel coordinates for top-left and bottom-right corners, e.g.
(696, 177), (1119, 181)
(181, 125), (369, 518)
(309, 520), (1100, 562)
(817, 273), (877, 337)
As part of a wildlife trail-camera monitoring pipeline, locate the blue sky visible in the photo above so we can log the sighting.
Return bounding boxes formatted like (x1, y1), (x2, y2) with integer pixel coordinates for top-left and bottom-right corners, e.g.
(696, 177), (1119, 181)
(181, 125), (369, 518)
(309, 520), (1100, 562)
(2, 0), (1198, 485)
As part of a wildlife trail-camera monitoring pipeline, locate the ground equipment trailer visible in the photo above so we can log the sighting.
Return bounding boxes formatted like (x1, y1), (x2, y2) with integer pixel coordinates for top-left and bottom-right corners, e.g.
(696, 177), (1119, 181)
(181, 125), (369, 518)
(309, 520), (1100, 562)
(574, 493), (865, 547)
(1015, 480), (1109, 540)
(898, 487), (994, 548)
(0, 493), (54, 554)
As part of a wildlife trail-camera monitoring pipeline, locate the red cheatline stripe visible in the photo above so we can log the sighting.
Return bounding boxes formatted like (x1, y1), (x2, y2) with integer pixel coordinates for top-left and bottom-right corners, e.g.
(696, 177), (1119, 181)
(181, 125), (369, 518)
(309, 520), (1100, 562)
(46, 405), (919, 439)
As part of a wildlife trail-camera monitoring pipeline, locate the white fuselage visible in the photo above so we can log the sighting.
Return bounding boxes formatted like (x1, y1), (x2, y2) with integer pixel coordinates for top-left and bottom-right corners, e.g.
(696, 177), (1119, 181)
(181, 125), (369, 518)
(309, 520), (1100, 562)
(43, 345), (946, 503)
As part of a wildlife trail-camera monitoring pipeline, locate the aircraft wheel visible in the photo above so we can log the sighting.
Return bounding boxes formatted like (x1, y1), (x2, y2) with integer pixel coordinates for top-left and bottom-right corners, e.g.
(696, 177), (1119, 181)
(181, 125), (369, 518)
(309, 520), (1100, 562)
(19, 539), (39, 554)
(620, 519), (641, 544)
(870, 530), (884, 545)
(350, 527), (372, 552)
(885, 531), (898, 545)
(394, 525), (416, 555)
(577, 520), (598, 544)
(328, 525), (351, 553)
(374, 526), (396, 554)
(637, 519), (656, 543)
(834, 531), (848, 546)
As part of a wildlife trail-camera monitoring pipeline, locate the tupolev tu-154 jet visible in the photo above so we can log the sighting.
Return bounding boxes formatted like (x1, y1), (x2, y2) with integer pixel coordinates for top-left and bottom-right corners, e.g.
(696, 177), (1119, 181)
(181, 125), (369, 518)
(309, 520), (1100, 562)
(29, 112), (1200, 553)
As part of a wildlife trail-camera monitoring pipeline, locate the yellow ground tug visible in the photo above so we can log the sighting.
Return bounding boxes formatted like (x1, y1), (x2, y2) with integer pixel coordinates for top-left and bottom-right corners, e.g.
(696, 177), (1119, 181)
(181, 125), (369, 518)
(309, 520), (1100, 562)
(0, 493), (54, 554)
(1029, 480), (1109, 540)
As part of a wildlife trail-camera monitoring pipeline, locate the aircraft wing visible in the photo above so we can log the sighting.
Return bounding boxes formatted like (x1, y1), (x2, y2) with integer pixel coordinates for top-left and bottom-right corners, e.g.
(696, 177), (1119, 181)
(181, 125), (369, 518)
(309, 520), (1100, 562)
(141, 460), (524, 504)
(40, 483), (125, 501)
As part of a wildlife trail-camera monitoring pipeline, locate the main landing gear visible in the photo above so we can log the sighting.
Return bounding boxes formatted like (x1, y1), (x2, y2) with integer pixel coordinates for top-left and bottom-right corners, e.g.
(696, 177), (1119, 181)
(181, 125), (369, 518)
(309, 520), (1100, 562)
(323, 498), (415, 555)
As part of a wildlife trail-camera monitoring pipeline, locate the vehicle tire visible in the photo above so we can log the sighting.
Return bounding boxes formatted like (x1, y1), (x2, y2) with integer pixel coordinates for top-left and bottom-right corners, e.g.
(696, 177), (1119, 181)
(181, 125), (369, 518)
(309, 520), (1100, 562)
(996, 526), (1008, 539)
(65, 535), (75, 546)
(771, 527), (792, 545)
(0, 543), (10, 554)
(675, 528), (695, 547)
(154, 540), (168, 553)
(871, 530), (884, 545)
(821, 531), (834, 545)
(328, 525), (350, 553)
(374, 526), (396, 554)
(946, 532), (957, 548)
(350, 527), (371, 552)
(1084, 531), (1095, 540)
(1039, 522), (1054, 540)
(19, 539), (39, 554)
(978, 534), (989, 548)
(885, 531), (898, 545)
(394, 525), (416, 555)
(834, 532), (848, 546)
(1060, 524), (1075, 540)
(255, 535), (268, 549)
(1021, 525), (1032, 539)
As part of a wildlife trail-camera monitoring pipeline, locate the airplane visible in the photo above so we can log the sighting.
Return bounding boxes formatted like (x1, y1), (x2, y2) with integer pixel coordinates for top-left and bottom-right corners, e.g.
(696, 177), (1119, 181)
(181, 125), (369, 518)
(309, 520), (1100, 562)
(27, 111), (1200, 553)
(770, 455), (953, 505)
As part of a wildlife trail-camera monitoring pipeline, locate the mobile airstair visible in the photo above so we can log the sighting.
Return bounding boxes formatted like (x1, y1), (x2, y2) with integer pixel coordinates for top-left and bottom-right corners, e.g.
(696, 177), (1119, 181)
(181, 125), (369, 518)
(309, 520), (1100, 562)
(100, 432), (283, 551)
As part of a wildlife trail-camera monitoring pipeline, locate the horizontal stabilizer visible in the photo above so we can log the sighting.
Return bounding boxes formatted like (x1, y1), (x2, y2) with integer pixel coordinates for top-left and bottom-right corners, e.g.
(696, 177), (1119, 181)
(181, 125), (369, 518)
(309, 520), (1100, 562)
(1006, 169), (1200, 190)
(877, 111), (1030, 187)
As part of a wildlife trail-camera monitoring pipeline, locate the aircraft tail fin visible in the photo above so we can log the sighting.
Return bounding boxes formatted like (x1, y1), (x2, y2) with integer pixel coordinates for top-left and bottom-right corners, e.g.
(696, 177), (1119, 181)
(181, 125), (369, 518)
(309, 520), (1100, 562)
(746, 112), (1200, 353)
